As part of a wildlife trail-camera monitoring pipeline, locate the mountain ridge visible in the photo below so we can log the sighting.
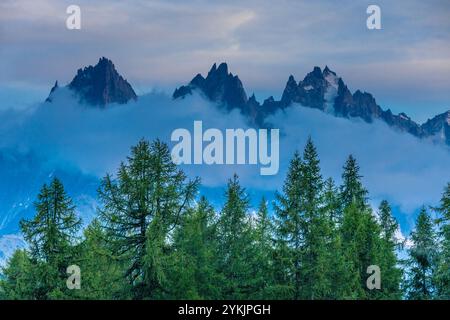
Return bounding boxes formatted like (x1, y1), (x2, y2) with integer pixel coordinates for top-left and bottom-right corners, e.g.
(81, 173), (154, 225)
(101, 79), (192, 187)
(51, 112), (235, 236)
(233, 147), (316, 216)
(46, 57), (450, 146)
(173, 62), (450, 146)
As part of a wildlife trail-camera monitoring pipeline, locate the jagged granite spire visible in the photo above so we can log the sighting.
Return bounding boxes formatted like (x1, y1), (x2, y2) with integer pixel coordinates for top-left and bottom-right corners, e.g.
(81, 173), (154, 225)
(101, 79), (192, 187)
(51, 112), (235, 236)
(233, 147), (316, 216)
(421, 110), (450, 145)
(173, 62), (248, 110)
(45, 81), (59, 102)
(68, 57), (137, 106)
(46, 57), (137, 106)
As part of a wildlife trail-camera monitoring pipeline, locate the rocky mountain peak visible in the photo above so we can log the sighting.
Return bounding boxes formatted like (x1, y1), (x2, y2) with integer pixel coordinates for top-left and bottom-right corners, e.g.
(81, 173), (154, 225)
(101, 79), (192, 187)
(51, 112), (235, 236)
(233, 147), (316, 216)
(323, 65), (336, 77)
(172, 62), (248, 110)
(46, 57), (137, 106)
(173, 62), (450, 146)
(421, 110), (450, 145)
(45, 81), (59, 102)
(68, 57), (137, 106)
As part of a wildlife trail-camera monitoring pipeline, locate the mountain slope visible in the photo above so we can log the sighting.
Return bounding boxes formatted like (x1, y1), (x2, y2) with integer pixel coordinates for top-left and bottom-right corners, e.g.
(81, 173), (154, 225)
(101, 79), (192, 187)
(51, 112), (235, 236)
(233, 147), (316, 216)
(0, 149), (99, 236)
(421, 111), (450, 145)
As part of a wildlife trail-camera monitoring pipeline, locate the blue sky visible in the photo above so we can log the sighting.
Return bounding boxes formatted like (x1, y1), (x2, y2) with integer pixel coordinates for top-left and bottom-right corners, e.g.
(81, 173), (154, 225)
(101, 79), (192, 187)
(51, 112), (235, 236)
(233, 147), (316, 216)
(1, 0), (450, 122)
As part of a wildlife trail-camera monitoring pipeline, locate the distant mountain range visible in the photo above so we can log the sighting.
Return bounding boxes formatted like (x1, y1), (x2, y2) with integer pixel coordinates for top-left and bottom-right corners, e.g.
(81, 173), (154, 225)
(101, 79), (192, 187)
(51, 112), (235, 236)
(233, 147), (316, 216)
(47, 57), (450, 147)
(173, 62), (450, 147)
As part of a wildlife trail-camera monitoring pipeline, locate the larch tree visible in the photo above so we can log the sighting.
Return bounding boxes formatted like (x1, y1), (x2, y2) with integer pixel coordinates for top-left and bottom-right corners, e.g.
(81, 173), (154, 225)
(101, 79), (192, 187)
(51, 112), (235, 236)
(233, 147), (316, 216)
(216, 174), (256, 299)
(19, 178), (81, 299)
(434, 183), (450, 299)
(98, 139), (199, 299)
(404, 207), (438, 300)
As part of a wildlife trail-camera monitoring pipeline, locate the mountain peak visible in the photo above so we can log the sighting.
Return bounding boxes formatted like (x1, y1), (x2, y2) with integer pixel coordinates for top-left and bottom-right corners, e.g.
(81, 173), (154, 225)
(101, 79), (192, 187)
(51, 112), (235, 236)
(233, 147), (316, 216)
(173, 62), (450, 146)
(45, 81), (59, 102)
(323, 65), (336, 77)
(68, 57), (137, 106)
(421, 109), (450, 145)
(173, 62), (248, 110)
(217, 62), (228, 75)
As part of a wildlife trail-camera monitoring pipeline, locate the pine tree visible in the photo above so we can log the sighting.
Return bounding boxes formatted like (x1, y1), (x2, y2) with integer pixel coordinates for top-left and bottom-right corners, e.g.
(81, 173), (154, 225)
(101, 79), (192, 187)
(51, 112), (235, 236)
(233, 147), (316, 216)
(273, 151), (304, 299)
(0, 250), (34, 300)
(340, 155), (368, 209)
(166, 197), (221, 299)
(340, 202), (378, 299)
(252, 197), (274, 299)
(216, 174), (256, 299)
(322, 178), (341, 225)
(98, 139), (199, 299)
(298, 138), (333, 299)
(434, 183), (450, 299)
(404, 207), (438, 300)
(376, 200), (402, 299)
(73, 219), (128, 299)
(18, 178), (81, 299)
(21, 178), (81, 263)
(338, 156), (386, 299)
(273, 139), (342, 299)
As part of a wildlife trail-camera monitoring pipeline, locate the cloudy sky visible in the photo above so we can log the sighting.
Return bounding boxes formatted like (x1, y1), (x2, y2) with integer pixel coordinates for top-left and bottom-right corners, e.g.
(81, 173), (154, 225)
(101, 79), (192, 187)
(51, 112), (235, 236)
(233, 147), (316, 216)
(1, 0), (450, 121)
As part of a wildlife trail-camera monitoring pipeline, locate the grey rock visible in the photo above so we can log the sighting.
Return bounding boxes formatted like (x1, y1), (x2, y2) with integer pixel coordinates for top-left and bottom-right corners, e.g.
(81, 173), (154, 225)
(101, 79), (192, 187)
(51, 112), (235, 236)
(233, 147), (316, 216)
(46, 57), (137, 106)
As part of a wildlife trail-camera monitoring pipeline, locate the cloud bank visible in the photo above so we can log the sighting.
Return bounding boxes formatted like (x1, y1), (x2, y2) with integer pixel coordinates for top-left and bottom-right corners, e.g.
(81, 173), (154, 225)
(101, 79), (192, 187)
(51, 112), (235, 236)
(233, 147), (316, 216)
(1, 90), (448, 223)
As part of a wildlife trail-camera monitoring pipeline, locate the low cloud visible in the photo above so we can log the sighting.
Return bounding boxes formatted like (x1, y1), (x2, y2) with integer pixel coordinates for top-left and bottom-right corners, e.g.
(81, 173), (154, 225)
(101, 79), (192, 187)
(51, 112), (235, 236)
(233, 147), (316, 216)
(0, 91), (449, 231)
(267, 105), (450, 214)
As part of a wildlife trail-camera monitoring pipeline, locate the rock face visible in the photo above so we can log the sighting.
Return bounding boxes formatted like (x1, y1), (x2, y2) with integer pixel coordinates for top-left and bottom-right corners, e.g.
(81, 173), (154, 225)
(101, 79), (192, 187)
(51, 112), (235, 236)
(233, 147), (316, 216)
(173, 62), (265, 124)
(279, 66), (330, 110)
(47, 57), (137, 106)
(45, 81), (59, 102)
(421, 111), (450, 145)
(174, 63), (450, 147)
(174, 63), (247, 107)
(45, 59), (449, 147)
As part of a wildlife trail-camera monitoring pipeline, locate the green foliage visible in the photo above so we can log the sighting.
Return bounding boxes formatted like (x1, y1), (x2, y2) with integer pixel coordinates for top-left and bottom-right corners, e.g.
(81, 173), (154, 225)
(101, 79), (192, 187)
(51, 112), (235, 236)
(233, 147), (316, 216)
(273, 138), (356, 299)
(165, 197), (221, 299)
(0, 138), (446, 300)
(434, 183), (450, 299)
(0, 250), (34, 300)
(72, 219), (128, 299)
(216, 174), (259, 299)
(376, 200), (403, 299)
(404, 207), (438, 300)
(8, 178), (82, 299)
(97, 139), (199, 299)
(340, 155), (368, 210)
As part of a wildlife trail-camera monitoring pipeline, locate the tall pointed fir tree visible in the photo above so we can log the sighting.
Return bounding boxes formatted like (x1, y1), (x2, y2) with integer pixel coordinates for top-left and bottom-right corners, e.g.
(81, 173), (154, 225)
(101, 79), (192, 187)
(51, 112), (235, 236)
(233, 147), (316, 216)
(376, 200), (402, 299)
(18, 178), (82, 299)
(166, 196), (221, 299)
(434, 183), (450, 299)
(273, 151), (304, 299)
(273, 138), (346, 299)
(298, 138), (335, 299)
(340, 155), (368, 210)
(322, 178), (341, 225)
(339, 156), (384, 299)
(252, 197), (275, 299)
(404, 207), (438, 300)
(319, 177), (350, 299)
(98, 139), (199, 299)
(216, 174), (257, 299)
